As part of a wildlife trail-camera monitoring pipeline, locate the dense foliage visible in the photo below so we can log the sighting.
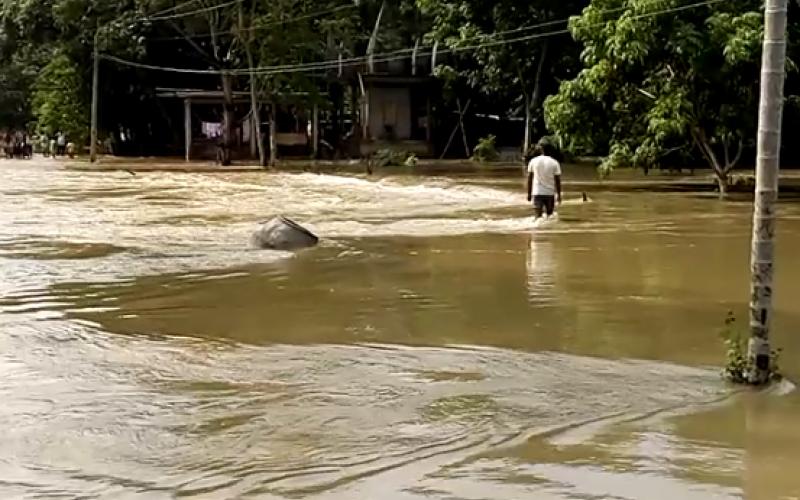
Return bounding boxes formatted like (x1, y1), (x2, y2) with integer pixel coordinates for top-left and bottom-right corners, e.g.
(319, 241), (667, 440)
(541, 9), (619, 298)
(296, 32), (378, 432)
(1, 0), (799, 171)
(543, 0), (793, 189)
(31, 51), (89, 143)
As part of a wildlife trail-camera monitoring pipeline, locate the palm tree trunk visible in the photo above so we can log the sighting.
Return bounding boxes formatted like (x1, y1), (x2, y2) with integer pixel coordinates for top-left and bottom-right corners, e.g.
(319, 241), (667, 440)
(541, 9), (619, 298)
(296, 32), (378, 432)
(748, 0), (788, 384)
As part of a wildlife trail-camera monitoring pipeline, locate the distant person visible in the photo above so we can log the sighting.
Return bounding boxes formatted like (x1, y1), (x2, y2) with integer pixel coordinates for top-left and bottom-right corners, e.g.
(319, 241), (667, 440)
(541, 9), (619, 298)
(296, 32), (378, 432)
(56, 132), (66, 156)
(526, 143), (562, 219)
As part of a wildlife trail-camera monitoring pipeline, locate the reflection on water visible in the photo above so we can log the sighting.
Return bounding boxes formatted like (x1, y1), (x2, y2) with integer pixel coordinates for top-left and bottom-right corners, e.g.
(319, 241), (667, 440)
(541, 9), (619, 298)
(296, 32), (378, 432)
(527, 236), (556, 306)
(1, 158), (800, 498)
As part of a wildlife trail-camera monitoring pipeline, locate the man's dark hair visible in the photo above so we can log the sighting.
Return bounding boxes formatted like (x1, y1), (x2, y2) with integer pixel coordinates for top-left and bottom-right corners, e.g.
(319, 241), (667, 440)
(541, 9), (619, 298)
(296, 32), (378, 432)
(540, 142), (557, 157)
(524, 145), (543, 164)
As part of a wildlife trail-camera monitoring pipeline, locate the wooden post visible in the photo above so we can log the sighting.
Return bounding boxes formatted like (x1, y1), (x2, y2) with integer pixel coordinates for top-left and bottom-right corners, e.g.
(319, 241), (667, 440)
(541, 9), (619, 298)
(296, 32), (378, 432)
(748, 0), (789, 384)
(90, 29), (99, 163)
(184, 98), (192, 162)
(312, 103), (319, 158)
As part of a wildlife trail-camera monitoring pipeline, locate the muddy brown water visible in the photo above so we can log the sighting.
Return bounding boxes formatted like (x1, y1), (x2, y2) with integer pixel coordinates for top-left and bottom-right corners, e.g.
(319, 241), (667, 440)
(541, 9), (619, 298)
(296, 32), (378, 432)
(1, 158), (799, 499)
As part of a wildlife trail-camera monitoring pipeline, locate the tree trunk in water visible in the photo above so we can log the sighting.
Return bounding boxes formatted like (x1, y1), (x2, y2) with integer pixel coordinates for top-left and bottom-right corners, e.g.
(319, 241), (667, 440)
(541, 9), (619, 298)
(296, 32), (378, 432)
(247, 68), (265, 167)
(241, 0), (265, 167)
(693, 129), (730, 200)
(221, 73), (234, 166)
(269, 102), (278, 166)
(748, 0), (788, 384)
(716, 173), (729, 198)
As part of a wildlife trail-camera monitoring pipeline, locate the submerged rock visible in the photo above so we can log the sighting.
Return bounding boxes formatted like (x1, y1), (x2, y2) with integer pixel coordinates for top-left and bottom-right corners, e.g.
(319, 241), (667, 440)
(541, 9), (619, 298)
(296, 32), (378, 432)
(251, 216), (319, 251)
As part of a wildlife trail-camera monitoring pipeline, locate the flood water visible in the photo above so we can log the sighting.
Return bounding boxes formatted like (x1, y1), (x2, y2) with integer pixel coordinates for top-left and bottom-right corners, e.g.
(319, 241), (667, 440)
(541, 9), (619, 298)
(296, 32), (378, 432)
(1, 159), (799, 499)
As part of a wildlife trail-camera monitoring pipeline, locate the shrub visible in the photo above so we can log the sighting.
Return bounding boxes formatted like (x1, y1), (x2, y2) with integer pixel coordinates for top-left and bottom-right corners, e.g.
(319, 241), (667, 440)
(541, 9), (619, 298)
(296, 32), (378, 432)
(372, 149), (416, 168)
(720, 312), (782, 384)
(472, 134), (499, 163)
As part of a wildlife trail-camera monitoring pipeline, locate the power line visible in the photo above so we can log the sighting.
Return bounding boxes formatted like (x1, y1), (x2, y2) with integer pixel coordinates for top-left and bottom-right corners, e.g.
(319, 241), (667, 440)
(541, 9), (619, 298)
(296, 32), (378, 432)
(104, 0), (726, 77)
(253, 0), (727, 75)
(151, 4), (358, 41)
(147, 0), (204, 18)
(146, 0), (241, 22)
(151, 7), (564, 44)
(102, 14), (570, 74)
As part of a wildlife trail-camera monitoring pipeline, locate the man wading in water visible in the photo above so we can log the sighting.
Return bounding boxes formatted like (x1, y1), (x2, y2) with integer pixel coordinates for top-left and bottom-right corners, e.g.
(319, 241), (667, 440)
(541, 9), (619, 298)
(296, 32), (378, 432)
(526, 143), (562, 219)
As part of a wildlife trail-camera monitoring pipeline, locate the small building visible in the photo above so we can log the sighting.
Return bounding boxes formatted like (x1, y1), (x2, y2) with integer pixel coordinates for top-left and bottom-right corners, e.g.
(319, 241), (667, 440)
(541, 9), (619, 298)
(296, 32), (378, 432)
(332, 52), (436, 158)
(356, 73), (434, 157)
(155, 88), (323, 161)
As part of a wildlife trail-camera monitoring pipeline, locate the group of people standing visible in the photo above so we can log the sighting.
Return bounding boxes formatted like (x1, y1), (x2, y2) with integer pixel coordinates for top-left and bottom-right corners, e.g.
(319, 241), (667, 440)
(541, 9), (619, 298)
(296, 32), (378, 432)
(1, 131), (33, 159)
(44, 132), (71, 157)
(0, 130), (71, 159)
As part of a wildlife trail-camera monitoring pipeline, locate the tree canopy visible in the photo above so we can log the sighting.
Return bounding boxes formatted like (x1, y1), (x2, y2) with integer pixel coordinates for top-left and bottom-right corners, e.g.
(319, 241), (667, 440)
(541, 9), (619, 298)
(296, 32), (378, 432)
(545, 0), (800, 188)
(1, 0), (799, 171)
(31, 50), (88, 143)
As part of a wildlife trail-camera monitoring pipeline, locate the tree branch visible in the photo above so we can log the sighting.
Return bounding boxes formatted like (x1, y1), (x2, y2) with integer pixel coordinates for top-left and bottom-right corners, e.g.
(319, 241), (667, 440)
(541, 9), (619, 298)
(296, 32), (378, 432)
(723, 135), (730, 168)
(725, 137), (744, 173)
(516, 62), (529, 102)
(531, 40), (549, 110)
(692, 127), (722, 175)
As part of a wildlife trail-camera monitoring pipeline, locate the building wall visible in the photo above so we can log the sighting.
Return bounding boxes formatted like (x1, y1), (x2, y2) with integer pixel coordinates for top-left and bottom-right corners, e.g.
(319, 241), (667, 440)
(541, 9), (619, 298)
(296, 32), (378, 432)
(367, 87), (412, 141)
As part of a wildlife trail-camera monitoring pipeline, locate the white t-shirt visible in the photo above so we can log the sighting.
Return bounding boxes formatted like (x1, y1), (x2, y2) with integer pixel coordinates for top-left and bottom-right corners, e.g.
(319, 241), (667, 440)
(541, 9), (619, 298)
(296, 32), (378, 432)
(528, 155), (562, 196)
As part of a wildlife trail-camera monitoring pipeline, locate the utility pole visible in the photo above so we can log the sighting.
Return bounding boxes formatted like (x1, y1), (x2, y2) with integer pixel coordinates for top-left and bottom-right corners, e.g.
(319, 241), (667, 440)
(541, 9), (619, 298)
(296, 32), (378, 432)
(748, 0), (789, 384)
(90, 28), (99, 163)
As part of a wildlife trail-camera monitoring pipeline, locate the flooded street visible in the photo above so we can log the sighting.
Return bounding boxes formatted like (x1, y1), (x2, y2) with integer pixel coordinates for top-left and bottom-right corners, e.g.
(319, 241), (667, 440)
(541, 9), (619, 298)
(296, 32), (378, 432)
(1, 159), (799, 499)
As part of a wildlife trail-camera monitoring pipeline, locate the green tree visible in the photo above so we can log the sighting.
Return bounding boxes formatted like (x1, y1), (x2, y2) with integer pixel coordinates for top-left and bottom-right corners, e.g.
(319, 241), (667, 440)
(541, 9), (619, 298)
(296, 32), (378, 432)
(545, 0), (764, 195)
(0, 62), (35, 128)
(236, 0), (365, 164)
(417, 0), (585, 154)
(31, 51), (89, 143)
(1, 0), (148, 141)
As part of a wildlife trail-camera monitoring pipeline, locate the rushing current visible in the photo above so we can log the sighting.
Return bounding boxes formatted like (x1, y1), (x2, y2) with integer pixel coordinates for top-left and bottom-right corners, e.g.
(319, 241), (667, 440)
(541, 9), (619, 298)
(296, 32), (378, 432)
(1, 159), (799, 499)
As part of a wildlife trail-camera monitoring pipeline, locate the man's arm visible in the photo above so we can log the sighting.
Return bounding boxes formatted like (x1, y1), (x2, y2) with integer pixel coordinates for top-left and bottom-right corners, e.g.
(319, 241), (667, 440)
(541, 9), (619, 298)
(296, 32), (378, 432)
(527, 172), (533, 201)
(555, 175), (562, 204)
